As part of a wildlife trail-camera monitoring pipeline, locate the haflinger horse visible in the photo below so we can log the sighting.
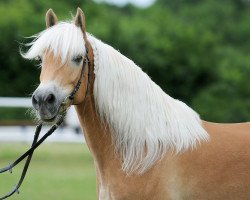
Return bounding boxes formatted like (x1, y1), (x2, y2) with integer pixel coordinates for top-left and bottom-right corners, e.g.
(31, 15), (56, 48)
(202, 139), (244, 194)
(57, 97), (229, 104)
(22, 8), (250, 200)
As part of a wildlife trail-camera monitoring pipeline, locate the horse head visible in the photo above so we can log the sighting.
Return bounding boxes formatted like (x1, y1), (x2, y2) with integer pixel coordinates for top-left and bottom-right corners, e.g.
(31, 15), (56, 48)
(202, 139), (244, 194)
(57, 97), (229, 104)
(24, 8), (91, 122)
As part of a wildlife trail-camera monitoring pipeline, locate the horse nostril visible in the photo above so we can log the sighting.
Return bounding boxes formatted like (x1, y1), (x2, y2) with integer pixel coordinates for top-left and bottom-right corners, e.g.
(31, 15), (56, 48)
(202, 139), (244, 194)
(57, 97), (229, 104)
(32, 94), (39, 109)
(46, 93), (56, 104)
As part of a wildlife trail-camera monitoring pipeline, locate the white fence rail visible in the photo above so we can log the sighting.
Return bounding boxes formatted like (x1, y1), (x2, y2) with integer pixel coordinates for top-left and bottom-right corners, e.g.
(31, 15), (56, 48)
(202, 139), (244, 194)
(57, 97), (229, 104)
(0, 97), (83, 143)
(0, 97), (31, 107)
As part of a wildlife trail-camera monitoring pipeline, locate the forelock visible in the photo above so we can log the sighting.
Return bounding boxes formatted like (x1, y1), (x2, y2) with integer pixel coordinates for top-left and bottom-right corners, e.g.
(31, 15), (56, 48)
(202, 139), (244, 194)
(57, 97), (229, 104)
(22, 22), (86, 64)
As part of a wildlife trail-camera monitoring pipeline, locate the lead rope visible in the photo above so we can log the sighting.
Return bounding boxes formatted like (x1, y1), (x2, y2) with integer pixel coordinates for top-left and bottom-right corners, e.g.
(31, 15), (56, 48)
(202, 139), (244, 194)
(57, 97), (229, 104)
(0, 45), (90, 200)
(0, 123), (42, 199)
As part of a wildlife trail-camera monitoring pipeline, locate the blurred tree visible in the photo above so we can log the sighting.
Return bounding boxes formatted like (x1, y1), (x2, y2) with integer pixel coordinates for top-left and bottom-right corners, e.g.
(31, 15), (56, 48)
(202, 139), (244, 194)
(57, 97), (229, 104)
(0, 0), (249, 122)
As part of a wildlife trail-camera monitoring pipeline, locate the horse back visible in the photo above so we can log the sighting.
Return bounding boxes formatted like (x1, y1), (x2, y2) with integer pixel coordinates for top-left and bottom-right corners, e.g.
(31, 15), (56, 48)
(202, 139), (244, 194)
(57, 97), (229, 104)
(171, 121), (250, 200)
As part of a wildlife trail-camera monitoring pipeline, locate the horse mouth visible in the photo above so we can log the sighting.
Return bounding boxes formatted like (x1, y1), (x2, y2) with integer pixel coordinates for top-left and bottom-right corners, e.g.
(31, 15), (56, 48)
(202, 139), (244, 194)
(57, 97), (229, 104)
(38, 106), (60, 124)
(39, 102), (67, 123)
(42, 115), (57, 123)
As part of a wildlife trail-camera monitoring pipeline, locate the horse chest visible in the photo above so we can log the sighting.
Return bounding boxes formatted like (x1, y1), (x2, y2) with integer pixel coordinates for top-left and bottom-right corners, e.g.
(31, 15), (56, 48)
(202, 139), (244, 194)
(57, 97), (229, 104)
(99, 184), (112, 200)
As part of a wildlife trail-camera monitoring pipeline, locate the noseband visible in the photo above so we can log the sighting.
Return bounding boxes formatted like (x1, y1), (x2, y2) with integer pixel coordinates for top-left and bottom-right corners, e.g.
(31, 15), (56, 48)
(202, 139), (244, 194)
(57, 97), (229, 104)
(0, 45), (90, 199)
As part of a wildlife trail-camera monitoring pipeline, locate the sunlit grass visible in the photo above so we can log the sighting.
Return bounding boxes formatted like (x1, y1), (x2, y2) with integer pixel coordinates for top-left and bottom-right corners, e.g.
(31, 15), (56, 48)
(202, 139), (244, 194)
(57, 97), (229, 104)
(0, 143), (96, 200)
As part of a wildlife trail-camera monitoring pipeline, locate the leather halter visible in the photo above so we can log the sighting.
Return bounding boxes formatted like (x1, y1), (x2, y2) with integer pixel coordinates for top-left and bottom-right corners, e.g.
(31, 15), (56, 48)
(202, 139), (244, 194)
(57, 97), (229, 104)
(60, 44), (91, 109)
(67, 45), (90, 102)
(0, 44), (91, 200)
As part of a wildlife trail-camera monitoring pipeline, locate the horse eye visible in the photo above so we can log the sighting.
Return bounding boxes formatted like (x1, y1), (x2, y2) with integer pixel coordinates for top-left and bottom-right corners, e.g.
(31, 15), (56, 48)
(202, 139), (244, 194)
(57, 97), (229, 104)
(35, 56), (42, 63)
(73, 55), (83, 64)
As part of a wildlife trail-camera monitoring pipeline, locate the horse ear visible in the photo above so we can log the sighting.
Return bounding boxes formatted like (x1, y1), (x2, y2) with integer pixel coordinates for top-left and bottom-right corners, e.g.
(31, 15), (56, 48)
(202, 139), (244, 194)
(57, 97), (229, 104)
(74, 8), (87, 37)
(45, 9), (58, 28)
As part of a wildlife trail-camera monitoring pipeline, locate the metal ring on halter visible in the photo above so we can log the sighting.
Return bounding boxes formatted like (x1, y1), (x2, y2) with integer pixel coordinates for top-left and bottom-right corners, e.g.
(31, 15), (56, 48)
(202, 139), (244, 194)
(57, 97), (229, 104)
(0, 44), (91, 200)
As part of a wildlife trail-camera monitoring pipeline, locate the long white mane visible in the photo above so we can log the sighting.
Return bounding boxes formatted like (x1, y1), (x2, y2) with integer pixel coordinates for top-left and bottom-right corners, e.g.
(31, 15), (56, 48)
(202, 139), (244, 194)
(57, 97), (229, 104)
(88, 35), (209, 173)
(23, 22), (209, 174)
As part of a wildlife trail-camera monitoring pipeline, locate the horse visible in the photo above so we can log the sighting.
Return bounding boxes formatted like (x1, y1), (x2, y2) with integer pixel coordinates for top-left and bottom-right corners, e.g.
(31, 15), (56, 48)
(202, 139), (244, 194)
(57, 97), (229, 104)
(22, 8), (250, 200)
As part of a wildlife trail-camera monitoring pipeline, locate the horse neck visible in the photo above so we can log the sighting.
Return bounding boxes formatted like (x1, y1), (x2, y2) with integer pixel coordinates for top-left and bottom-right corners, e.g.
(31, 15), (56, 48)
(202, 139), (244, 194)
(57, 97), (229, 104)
(75, 96), (115, 167)
(75, 41), (120, 171)
(74, 42), (175, 198)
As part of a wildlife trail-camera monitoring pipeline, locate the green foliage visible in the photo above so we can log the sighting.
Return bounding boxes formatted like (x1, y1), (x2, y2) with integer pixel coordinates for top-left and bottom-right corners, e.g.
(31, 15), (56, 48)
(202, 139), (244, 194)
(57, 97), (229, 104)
(0, 0), (249, 122)
(0, 107), (31, 120)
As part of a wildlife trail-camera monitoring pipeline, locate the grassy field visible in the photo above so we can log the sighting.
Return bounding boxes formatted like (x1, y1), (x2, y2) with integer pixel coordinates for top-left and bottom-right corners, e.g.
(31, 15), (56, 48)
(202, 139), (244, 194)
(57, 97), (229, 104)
(0, 143), (96, 200)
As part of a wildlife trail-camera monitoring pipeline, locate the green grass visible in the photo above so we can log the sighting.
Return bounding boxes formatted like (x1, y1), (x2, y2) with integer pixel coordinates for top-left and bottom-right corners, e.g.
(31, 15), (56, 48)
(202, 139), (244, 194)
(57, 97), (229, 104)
(0, 143), (97, 200)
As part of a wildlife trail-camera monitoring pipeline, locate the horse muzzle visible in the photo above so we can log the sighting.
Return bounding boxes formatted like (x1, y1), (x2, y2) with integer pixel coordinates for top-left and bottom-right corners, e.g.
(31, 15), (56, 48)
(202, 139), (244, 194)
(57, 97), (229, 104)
(31, 83), (68, 122)
(32, 91), (60, 121)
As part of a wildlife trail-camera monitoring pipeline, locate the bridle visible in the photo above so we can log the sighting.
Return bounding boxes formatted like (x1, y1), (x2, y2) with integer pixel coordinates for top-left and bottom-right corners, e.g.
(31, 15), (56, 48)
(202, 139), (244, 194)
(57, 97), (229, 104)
(0, 44), (91, 200)
(60, 44), (91, 111)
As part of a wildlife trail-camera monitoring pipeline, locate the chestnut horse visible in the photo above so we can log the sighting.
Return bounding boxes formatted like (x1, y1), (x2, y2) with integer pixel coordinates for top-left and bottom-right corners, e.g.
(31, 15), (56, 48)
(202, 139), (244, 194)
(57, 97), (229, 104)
(23, 8), (250, 200)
